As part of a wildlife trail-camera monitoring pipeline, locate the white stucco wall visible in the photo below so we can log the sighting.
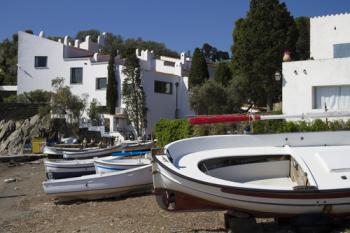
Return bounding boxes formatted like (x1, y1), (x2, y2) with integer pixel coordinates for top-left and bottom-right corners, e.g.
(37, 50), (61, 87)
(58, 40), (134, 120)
(311, 13), (350, 59)
(282, 57), (350, 115)
(17, 31), (194, 135)
(17, 32), (108, 106)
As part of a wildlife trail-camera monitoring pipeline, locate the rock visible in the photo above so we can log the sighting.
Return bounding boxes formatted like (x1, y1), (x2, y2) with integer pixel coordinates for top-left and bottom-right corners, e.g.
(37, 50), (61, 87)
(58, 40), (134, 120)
(0, 119), (5, 130)
(1, 128), (24, 154)
(30, 115), (41, 127)
(0, 120), (15, 142)
(15, 120), (24, 129)
(4, 178), (16, 183)
(0, 114), (52, 155)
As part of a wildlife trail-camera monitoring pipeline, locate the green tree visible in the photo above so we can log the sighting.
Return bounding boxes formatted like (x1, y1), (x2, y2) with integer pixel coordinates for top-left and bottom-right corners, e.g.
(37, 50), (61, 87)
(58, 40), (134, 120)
(76, 29), (101, 42)
(202, 43), (230, 62)
(0, 33), (18, 85)
(214, 62), (232, 85)
(51, 78), (85, 120)
(88, 98), (100, 126)
(102, 33), (124, 54)
(295, 17), (310, 60)
(231, 0), (297, 111)
(107, 51), (117, 114)
(12, 90), (52, 103)
(189, 48), (209, 88)
(189, 79), (228, 115)
(122, 49), (147, 137)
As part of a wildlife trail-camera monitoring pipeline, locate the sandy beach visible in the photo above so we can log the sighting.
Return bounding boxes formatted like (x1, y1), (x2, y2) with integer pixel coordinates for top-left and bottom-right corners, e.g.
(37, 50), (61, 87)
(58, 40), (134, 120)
(0, 160), (350, 233)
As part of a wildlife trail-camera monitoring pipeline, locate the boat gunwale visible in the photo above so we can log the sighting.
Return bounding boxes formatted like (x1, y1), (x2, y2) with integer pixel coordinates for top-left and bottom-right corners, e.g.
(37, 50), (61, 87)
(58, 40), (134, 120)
(153, 153), (350, 197)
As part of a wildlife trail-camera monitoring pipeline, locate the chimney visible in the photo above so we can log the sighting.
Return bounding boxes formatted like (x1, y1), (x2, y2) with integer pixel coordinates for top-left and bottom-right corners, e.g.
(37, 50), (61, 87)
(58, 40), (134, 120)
(39, 31), (45, 38)
(74, 39), (80, 48)
(93, 53), (98, 62)
(64, 36), (69, 46)
(180, 52), (185, 64)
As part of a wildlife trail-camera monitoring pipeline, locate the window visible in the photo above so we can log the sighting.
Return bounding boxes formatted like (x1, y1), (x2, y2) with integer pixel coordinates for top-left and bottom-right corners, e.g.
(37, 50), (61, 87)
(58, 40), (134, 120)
(164, 61), (175, 67)
(70, 67), (83, 84)
(334, 43), (350, 58)
(154, 80), (172, 94)
(96, 77), (107, 90)
(313, 85), (350, 110)
(34, 56), (47, 68)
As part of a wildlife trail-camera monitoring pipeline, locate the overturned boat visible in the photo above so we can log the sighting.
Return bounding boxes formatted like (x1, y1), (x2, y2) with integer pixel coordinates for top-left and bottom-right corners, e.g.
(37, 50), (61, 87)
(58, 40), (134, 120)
(43, 164), (153, 200)
(152, 130), (350, 217)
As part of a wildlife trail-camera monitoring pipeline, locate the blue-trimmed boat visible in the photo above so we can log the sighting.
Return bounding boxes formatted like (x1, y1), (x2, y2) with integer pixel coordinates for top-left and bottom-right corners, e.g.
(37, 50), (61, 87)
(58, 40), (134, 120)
(94, 157), (151, 174)
(44, 149), (151, 179)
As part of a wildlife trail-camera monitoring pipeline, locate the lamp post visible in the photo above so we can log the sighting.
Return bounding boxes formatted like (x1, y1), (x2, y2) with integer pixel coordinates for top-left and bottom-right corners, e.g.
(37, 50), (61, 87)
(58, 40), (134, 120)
(275, 71), (282, 104)
(274, 71), (282, 81)
(175, 79), (179, 119)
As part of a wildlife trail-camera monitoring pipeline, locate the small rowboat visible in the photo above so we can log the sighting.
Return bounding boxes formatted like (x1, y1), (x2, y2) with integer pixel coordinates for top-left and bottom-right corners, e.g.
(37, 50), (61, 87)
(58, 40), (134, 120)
(43, 165), (152, 201)
(43, 146), (98, 158)
(44, 159), (95, 179)
(44, 149), (151, 179)
(62, 141), (153, 159)
(62, 145), (123, 159)
(152, 131), (350, 217)
(94, 157), (151, 174)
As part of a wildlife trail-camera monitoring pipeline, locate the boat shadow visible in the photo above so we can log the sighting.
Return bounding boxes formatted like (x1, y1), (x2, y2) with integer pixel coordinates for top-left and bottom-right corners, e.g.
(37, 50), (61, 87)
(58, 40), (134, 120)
(53, 190), (153, 205)
(171, 228), (226, 233)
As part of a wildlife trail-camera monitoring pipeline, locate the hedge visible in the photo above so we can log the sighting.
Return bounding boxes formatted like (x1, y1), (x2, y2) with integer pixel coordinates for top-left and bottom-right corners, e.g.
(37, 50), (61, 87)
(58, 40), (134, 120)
(155, 118), (350, 147)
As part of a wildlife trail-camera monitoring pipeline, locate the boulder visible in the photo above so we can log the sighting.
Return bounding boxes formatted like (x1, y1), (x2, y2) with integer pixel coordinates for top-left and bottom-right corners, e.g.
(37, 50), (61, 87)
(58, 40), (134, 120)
(0, 120), (15, 142)
(0, 114), (55, 155)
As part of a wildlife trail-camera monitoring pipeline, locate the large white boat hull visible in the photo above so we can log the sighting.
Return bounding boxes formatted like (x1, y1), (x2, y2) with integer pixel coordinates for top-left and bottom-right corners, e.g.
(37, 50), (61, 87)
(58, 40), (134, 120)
(153, 161), (350, 217)
(152, 131), (350, 217)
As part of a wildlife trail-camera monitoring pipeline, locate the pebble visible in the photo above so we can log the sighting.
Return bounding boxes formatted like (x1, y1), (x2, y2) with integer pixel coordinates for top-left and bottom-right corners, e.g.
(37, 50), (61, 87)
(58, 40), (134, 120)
(4, 178), (16, 183)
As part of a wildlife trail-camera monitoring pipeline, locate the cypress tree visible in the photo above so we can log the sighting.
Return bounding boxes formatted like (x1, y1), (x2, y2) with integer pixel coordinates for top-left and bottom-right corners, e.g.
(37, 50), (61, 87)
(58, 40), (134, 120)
(106, 51), (117, 114)
(232, 0), (297, 111)
(295, 17), (310, 60)
(189, 48), (209, 88)
(214, 62), (232, 85)
(122, 49), (147, 137)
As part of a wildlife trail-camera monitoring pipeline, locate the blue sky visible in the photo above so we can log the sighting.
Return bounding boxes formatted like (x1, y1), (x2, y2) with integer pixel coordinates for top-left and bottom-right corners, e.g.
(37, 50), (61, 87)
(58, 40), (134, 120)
(1, 0), (350, 54)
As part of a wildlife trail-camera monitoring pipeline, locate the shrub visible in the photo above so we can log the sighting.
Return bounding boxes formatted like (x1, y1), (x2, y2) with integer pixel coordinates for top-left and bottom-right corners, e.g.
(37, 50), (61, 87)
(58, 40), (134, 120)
(154, 118), (349, 147)
(155, 119), (192, 147)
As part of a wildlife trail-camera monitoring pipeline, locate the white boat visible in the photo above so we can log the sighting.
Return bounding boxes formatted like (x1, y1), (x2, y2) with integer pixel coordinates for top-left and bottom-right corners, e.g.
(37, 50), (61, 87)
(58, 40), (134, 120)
(43, 164), (153, 200)
(44, 159), (95, 179)
(62, 141), (153, 159)
(94, 157), (151, 174)
(43, 146), (98, 156)
(44, 151), (150, 179)
(152, 131), (350, 217)
(62, 144), (123, 159)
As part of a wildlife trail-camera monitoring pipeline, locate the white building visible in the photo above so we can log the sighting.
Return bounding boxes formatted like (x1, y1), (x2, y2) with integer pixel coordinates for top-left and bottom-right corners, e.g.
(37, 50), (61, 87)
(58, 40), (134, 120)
(283, 13), (350, 117)
(17, 31), (193, 139)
